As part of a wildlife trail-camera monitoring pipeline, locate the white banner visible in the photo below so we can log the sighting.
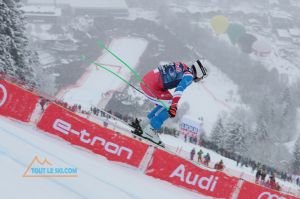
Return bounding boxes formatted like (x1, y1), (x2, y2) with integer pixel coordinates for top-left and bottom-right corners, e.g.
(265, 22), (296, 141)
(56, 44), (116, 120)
(179, 116), (203, 137)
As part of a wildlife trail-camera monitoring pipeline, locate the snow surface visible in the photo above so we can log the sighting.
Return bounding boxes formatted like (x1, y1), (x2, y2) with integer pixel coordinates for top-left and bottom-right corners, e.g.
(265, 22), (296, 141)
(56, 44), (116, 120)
(59, 37), (148, 109)
(0, 116), (210, 199)
(179, 60), (242, 134)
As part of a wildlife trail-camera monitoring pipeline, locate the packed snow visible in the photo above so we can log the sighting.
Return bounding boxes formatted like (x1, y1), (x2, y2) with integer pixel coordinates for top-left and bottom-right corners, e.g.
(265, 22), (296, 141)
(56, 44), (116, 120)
(179, 60), (242, 134)
(58, 37), (148, 109)
(0, 116), (210, 199)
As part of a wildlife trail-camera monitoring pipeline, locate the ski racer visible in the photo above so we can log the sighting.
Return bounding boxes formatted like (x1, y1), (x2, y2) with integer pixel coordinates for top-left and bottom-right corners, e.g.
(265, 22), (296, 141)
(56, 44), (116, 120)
(139, 60), (207, 144)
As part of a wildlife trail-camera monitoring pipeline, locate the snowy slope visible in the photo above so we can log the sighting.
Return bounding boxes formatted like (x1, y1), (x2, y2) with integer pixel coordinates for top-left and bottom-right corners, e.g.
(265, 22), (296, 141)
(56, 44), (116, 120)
(179, 60), (242, 134)
(0, 116), (210, 199)
(58, 37), (148, 110)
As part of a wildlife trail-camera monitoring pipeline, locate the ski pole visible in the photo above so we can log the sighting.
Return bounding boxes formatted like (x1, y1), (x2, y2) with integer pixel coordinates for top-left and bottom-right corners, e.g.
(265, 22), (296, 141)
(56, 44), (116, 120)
(81, 55), (146, 96)
(96, 40), (169, 110)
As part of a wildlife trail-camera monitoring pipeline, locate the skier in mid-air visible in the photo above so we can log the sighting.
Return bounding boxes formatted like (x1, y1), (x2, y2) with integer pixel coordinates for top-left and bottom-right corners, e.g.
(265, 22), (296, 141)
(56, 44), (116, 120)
(138, 60), (208, 145)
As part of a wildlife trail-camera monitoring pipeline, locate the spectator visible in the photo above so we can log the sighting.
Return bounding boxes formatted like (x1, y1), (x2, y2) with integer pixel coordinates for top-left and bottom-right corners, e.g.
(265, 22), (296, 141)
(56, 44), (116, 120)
(130, 118), (143, 136)
(240, 158), (246, 167)
(184, 134), (187, 142)
(255, 167), (262, 183)
(197, 149), (203, 162)
(103, 118), (108, 128)
(198, 138), (203, 146)
(236, 155), (241, 167)
(101, 110), (105, 117)
(267, 172), (276, 190)
(214, 160), (224, 170)
(275, 182), (281, 191)
(261, 165), (267, 184)
(251, 162), (258, 173)
(203, 153), (210, 166)
(190, 148), (196, 161)
(39, 97), (48, 111)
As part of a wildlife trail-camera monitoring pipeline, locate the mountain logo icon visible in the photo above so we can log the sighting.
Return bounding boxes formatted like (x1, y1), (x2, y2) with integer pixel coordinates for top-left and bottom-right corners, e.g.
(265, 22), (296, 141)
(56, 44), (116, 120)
(23, 155), (78, 178)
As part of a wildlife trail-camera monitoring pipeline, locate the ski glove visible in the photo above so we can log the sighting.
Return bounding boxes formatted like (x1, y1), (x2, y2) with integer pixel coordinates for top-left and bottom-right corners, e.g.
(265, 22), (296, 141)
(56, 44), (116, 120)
(168, 104), (177, 118)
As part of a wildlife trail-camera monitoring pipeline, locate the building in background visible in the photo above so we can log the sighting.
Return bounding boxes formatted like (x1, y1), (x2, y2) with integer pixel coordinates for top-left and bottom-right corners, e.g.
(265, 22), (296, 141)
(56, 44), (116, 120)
(23, 0), (128, 21)
(22, 5), (62, 23)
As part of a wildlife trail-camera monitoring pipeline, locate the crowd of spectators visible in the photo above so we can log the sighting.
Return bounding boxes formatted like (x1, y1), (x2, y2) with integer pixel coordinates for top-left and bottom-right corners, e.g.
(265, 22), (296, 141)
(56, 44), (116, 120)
(190, 148), (213, 168)
(183, 134), (300, 191)
(256, 166), (281, 191)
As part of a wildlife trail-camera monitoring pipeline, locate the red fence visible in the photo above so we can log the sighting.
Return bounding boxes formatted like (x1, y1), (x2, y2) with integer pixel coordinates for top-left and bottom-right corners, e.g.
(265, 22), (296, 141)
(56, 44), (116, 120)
(0, 79), (39, 122)
(146, 148), (239, 198)
(0, 77), (299, 199)
(238, 181), (298, 199)
(37, 103), (149, 168)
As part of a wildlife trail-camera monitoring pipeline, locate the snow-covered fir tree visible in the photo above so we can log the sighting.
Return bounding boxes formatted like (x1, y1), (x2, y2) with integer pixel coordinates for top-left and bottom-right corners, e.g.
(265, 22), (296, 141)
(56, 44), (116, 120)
(210, 115), (226, 148)
(225, 120), (248, 153)
(293, 136), (300, 173)
(0, 0), (38, 86)
(211, 111), (249, 154)
(255, 115), (269, 141)
(276, 87), (297, 141)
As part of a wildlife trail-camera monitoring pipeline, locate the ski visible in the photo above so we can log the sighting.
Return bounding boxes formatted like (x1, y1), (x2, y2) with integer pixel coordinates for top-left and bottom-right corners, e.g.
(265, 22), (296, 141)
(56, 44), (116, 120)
(129, 118), (165, 148)
(81, 55), (146, 96)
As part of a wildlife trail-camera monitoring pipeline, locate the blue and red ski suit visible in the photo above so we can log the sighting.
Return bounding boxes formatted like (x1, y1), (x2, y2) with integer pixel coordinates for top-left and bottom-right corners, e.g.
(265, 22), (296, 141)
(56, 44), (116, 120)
(140, 62), (194, 130)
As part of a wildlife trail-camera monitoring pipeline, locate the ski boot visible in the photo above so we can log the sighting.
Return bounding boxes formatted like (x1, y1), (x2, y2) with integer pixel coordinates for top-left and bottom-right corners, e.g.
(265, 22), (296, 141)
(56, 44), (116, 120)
(140, 125), (165, 147)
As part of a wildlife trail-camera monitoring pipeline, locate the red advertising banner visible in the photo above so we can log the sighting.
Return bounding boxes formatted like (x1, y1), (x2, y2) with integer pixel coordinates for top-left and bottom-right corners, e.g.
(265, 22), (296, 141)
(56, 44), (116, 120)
(0, 79), (39, 122)
(145, 149), (239, 198)
(238, 181), (299, 199)
(37, 103), (149, 168)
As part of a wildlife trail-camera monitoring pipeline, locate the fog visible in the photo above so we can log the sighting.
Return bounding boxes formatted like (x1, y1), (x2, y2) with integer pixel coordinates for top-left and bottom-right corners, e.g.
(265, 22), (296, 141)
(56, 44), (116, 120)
(20, 0), (300, 172)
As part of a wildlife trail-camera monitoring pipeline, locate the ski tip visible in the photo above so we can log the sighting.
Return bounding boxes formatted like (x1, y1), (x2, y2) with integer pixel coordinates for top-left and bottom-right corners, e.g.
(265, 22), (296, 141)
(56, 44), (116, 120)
(96, 40), (105, 48)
